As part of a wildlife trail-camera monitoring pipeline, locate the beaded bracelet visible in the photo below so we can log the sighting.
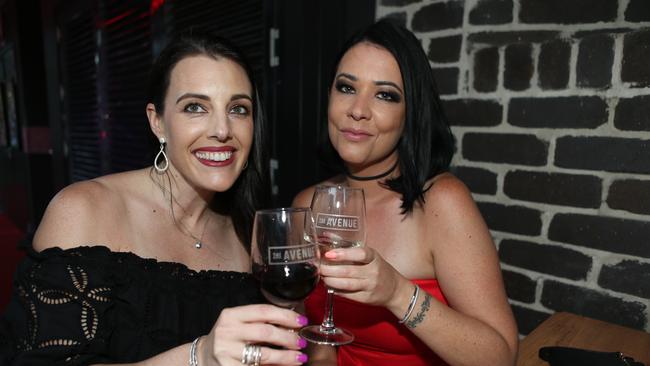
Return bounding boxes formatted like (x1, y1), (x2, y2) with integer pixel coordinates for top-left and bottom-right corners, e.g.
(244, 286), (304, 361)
(398, 284), (420, 324)
(189, 336), (200, 366)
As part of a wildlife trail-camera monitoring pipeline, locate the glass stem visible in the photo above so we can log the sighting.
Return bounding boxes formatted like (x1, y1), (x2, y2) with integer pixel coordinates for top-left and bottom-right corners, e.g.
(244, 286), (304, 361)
(320, 288), (336, 332)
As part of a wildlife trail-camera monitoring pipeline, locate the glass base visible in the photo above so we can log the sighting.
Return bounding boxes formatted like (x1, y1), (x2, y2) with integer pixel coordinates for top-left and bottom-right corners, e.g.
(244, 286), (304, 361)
(299, 325), (354, 346)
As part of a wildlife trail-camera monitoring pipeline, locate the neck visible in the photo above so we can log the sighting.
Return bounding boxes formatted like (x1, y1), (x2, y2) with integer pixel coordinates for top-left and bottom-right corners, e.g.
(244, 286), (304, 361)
(344, 157), (400, 198)
(152, 166), (214, 228)
(346, 160), (398, 181)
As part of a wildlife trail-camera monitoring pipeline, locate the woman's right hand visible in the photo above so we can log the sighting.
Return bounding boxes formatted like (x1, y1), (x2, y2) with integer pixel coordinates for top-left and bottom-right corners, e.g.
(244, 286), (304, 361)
(198, 304), (309, 366)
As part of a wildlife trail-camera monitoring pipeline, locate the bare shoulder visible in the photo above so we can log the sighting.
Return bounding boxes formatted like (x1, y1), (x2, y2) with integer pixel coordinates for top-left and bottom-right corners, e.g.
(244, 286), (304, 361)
(420, 172), (492, 251)
(292, 186), (316, 208)
(423, 172), (476, 215)
(291, 176), (343, 208)
(33, 173), (133, 252)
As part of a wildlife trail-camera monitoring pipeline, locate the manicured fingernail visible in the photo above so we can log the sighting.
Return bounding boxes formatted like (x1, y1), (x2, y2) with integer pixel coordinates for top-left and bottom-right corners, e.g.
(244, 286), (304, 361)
(325, 251), (337, 259)
(297, 315), (308, 326)
(297, 337), (307, 348)
(297, 353), (309, 363)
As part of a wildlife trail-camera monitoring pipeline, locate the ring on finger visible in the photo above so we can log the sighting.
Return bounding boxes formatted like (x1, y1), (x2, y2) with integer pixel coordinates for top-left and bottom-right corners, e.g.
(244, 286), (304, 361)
(241, 343), (262, 366)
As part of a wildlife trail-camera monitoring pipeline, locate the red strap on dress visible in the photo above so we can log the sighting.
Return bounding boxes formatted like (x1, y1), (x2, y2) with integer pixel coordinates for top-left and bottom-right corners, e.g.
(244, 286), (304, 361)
(304, 279), (449, 366)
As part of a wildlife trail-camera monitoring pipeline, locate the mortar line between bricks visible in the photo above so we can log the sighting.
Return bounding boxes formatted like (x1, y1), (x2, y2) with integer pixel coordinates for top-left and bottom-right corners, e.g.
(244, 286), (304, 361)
(493, 229), (650, 259)
(619, 0), (629, 22)
(527, 43), (541, 93)
(495, 232), (650, 264)
(501, 264), (650, 305)
(477, 193), (650, 223)
(440, 88), (650, 99)
(611, 34), (625, 88)
(512, 0), (521, 25)
(463, 22), (650, 34)
(458, 0), (472, 97)
(455, 158), (650, 177)
(457, 164), (650, 192)
(451, 124), (650, 138)
(587, 257), (603, 285)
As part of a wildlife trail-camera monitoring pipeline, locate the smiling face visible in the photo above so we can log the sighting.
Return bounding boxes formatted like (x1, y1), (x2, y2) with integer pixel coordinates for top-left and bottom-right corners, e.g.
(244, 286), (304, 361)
(147, 55), (254, 193)
(328, 42), (406, 175)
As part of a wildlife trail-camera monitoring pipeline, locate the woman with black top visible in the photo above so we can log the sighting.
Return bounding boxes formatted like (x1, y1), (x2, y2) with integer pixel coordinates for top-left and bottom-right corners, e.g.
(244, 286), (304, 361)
(1, 32), (309, 366)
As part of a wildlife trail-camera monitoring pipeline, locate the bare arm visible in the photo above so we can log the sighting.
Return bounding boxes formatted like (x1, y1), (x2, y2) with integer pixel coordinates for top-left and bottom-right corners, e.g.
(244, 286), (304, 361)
(33, 181), (113, 251)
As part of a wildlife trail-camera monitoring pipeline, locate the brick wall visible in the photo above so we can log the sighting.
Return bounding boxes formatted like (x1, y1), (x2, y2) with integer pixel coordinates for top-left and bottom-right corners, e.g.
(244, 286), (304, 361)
(376, 0), (650, 335)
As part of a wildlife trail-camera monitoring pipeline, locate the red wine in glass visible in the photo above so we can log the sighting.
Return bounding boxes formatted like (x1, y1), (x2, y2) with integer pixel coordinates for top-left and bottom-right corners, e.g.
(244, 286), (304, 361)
(251, 207), (320, 309)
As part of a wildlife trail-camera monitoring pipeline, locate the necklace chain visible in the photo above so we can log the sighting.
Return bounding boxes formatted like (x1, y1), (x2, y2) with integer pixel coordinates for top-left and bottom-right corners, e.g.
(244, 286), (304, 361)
(177, 214), (210, 249)
(150, 171), (210, 249)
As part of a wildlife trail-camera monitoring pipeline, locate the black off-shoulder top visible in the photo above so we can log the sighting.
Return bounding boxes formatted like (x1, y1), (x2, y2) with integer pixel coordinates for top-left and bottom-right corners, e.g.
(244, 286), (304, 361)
(0, 246), (264, 365)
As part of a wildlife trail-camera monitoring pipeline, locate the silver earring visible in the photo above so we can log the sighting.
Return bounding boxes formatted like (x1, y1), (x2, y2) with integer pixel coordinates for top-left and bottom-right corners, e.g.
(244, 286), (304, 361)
(154, 137), (169, 173)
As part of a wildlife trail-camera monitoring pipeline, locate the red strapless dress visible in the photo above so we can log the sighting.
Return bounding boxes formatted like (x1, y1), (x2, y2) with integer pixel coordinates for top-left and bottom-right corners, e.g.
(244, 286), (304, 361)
(304, 279), (449, 366)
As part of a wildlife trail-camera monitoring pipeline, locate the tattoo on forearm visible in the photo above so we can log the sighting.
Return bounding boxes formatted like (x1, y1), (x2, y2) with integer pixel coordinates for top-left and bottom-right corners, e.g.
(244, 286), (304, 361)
(405, 292), (431, 329)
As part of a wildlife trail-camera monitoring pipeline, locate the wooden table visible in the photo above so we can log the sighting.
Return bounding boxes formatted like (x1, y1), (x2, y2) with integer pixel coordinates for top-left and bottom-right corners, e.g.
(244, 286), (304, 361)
(517, 312), (650, 366)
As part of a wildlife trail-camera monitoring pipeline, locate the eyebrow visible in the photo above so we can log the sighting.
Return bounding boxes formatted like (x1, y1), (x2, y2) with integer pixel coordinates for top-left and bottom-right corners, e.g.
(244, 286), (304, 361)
(231, 93), (253, 102)
(336, 73), (404, 94)
(176, 93), (210, 104)
(175, 93), (253, 104)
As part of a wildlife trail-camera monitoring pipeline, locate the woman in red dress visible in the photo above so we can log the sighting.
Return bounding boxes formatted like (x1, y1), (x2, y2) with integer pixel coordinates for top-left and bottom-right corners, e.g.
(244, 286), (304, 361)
(294, 20), (518, 366)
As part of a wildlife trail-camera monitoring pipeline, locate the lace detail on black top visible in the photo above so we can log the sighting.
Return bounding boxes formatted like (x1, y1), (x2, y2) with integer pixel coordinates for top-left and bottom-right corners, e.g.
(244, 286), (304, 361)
(1, 245), (264, 365)
(48, 245), (254, 280)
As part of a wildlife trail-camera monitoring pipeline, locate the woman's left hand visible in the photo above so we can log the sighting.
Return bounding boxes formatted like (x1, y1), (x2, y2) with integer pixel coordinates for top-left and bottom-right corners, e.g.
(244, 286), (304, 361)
(319, 247), (407, 307)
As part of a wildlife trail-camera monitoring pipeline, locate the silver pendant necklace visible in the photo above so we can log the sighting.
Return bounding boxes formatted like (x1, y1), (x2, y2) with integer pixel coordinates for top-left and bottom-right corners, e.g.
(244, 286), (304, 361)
(186, 214), (210, 250)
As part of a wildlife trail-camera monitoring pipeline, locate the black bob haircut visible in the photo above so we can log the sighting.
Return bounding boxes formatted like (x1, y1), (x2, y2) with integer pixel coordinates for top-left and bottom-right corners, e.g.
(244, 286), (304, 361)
(323, 19), (455, 214)
(147, 31), (270, 250)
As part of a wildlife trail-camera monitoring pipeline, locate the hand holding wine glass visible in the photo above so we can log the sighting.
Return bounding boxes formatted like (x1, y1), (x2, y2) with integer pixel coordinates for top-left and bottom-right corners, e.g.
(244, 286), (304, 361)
(251, 207), (320, 309)
(300, 185), (366, 346)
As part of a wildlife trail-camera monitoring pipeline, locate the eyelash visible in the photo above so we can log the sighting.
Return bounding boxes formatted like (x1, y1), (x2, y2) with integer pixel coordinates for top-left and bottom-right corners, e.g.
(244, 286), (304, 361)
(335, 82), (355, 94)
(377, 91), (401, 103)
(334, 82), (401, 103)
(182, 103), (250, 116)
(183, 103), (207, 113)
(230, 105), (250, 116)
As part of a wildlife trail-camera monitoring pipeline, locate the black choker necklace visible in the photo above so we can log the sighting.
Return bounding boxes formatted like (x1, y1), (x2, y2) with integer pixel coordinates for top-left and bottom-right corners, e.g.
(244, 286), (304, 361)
(346, 161), (398, 181)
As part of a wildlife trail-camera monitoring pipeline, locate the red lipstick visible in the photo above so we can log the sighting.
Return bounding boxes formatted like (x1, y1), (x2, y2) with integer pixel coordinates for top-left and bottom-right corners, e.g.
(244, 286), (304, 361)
(193, 146), (236, 167)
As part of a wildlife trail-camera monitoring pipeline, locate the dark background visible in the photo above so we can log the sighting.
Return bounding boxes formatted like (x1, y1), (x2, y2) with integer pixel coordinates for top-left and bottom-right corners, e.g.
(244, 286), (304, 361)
(2, 0), (650, 337)
(0, 0), (375, 235)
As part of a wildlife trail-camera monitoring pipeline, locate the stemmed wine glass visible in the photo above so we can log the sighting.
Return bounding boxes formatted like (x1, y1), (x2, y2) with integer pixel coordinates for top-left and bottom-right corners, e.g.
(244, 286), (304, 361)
(300, 185), (366, 346)
(251, 207), (320, 309)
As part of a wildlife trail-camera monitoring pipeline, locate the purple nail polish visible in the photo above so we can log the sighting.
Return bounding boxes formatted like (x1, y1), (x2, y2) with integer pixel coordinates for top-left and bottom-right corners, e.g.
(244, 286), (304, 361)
(297, 315), (308, 326)
(297, 353), (309, 363)
(297, 338), (307, 348)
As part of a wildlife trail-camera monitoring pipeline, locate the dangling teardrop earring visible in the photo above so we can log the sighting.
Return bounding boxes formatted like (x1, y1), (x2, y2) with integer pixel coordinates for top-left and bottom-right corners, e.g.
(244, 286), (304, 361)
(154, 137), (169, 173)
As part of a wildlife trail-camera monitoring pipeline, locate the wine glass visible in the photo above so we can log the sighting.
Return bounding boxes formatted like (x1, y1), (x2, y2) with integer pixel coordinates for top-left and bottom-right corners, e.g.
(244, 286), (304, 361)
(251, 207), (320, 309)
(300, 185), (366, 346)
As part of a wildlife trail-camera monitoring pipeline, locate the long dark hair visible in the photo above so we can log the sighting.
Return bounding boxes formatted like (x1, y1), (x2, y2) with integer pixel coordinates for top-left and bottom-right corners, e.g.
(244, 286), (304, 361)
(324, 19), (455, 214)
(148, 31), (270, 249)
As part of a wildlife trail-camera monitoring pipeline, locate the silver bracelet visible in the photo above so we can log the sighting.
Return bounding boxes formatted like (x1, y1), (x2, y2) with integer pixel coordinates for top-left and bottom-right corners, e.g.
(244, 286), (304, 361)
(189, 336), (200, 366)
(398, 284), (420, 324)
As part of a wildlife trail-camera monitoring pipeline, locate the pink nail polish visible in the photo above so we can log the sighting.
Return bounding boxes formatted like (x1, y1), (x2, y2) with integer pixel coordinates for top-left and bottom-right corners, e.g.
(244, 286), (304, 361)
(325, 251), (337, 259)
(297, 315), (308, 326)
(297, 337), (307, 348)
(297, 353), (309, 363)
